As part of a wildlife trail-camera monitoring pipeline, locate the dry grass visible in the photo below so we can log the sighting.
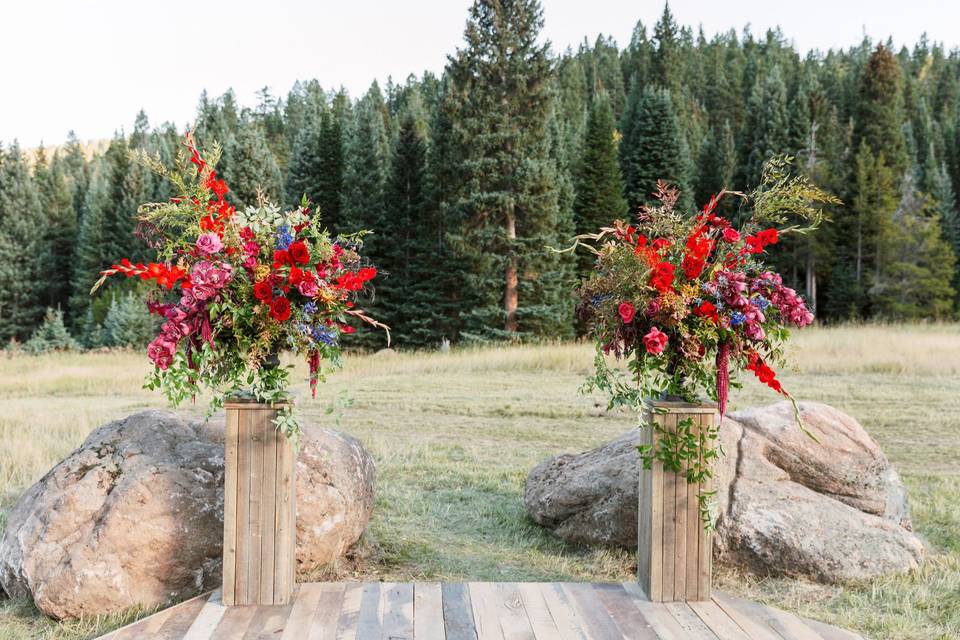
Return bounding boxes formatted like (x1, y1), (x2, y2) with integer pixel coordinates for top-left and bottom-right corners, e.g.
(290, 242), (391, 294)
(1, 323), (958, 639)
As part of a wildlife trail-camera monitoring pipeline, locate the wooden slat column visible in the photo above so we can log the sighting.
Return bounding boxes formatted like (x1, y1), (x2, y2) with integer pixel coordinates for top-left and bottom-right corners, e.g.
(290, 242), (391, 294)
(637, 400), (716, 602)
(223, 400), (296, 606)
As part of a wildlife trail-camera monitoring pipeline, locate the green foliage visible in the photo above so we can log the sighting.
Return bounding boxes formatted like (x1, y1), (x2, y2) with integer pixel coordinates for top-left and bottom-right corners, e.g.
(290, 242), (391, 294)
(222, 116), (283, 207)
(23, 308), (80, 354)
(574, 90), (627, 277)
(620, 85), (691, 211)
(102, 292), (158, 348)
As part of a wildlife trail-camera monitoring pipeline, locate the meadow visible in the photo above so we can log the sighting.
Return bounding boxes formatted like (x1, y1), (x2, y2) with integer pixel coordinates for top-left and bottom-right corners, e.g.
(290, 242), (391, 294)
(1, 323), (958, 639)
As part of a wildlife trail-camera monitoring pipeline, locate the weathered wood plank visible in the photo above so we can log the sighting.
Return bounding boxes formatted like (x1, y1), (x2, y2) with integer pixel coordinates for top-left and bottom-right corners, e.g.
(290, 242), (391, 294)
(714, 592), (821, 640)
(182, 590), (227, 640)
(280, 583), (323, 640)
(275, 420), (296, 605)
(664, 602), (721, 640)
(440, 583), (477, 640)
(355, 582), (382, 640)
(210, 604), (259, 639)
(413, 582), (446, 640)
(674, 421), (688, 600)
(223, 409), (240, 606)
(468, 583), (505, 640)
(622, 582), (689, 640)
(637, 418), (652, 600)
(562, 582), (623, 640)
(154, 592), (210, 639)
(801, 617), (863, 640)
(382, 582), (415, 640)
(689, 600), (752, 640)
(660, 412), (677, 601)
(685, 418), (702, 601)
(259, 423), (279, 605)
(515, 583), (563, 640)
(335, 583), (365, 640)
(246, 410), (265, 605)
(591, 583), (658, 640)
(697, 413), (713, 600)
(491, 583), (535, 640)
(235, 412), (251, 604)
(709, 593), (784, 640)
(308, 582), (348, 640)
(533, 583), (588, 640)
(242, 600), (293, 639)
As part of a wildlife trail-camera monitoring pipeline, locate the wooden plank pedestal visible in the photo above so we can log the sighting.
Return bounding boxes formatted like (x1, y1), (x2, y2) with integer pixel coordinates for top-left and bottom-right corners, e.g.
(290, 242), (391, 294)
(637, 400), (716, 602)
(223, 400), (296, 606)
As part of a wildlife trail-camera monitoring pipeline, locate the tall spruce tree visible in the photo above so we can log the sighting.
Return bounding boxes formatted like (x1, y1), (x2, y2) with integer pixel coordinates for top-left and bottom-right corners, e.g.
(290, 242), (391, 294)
(620, 84), (691, 211)
(70, 160), (111, 322)
(0, 143), (45, 340)
(35, 149), (77, 313)
(314, 91), (349, 231)
(574, 90), (626, 276)
(223, 115), (284, 207)
(446, 0), (572, 339)
(742, 66), (790, 186)
(855, 44), (909, 178)
(341, 83), (390, 236)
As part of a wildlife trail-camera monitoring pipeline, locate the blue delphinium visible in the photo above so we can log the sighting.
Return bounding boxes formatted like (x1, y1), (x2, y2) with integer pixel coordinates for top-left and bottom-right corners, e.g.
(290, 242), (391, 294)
(754, 295), (770, 310)
(730, 311), (746, 326)
(313, 326), (337, 346)
(276, 225), (294, 250)
(303, 301), (318, 316)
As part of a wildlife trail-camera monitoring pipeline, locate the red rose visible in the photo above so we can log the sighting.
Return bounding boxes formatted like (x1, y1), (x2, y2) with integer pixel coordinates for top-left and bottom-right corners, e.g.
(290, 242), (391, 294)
(289, 241), (311, 265)
(288, 266), (303, 286)
(643, 327), (669, 355)
(253, 280), (273, 302)
(618, 301), (636, 323)
(650, 262), (675, 293)
(273, 249), (290, 268)
(722, 228), (741, 243)
(694, 301), (719, 323)
(270, 296), (291, 322)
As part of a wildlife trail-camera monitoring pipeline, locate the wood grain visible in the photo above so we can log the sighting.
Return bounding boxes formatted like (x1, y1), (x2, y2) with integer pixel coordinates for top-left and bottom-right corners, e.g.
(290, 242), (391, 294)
(413, 582), (446, 640)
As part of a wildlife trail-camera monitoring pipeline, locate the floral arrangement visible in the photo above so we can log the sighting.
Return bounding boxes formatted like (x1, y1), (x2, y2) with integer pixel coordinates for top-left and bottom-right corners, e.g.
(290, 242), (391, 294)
(92, 134), (386, 440)
(572, 157), (838, 520)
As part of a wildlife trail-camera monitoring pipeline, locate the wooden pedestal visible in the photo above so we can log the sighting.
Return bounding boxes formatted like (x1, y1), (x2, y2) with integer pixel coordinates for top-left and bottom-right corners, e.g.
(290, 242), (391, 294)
(223, 400), (296, 606)
(637, 400), (716, 602)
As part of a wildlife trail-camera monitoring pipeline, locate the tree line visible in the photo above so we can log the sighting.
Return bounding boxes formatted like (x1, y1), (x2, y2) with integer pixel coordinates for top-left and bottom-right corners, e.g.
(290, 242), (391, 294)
(1, 1), (958, 351)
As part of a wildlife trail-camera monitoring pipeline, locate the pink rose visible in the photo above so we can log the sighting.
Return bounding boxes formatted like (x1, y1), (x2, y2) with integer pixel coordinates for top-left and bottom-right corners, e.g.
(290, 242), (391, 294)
(298, 278), (319, 298)
(196, 233), (223, 255)
(722, 228), (741, 243)
(618, 301), (636, 323)
(642, 327), (669, 355)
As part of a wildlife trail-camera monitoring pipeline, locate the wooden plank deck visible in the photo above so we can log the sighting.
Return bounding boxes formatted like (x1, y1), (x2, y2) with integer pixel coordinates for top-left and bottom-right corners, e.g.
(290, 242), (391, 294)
(97, 582), (864, 640)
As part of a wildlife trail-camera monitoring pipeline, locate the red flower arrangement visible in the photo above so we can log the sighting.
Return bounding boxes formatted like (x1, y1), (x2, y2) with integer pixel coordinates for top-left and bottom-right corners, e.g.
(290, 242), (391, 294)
(91, 134), (388, 439)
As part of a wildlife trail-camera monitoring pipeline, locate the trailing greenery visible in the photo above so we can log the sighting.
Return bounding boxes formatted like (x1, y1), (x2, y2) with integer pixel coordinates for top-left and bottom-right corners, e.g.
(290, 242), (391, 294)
(3, 1), (960, 348)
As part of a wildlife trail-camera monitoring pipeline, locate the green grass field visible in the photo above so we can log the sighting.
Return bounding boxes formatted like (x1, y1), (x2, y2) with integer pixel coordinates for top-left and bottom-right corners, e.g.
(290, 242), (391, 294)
(1, 324), (958, 639)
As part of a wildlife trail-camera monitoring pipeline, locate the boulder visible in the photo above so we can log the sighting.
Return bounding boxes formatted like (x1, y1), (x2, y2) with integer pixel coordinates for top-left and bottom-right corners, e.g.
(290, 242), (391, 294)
(0, 410), (375, 620)
(524, 401), (924, 583)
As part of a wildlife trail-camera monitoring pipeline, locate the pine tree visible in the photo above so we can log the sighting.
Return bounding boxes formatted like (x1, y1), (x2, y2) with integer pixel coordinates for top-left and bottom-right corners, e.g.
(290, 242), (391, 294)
(376, 113), (430, 347)
(0, 143), (45, 341)
(620, 84), (691, 211)
(446, 0), (573, 339)
(855, 44), (909, 178)
(69, 160), (110, 322)
(742, 66), (790, 186)
(315, 91), (349, 231)
(342, 83), (390, 235)
(574, 90), (626, 276)
(222, 115), (284, 207)
(103, 292), (158, 348)
(34, 148), (77, 313)
(24, 308), (80, 354)
(652, 3), (683, 94)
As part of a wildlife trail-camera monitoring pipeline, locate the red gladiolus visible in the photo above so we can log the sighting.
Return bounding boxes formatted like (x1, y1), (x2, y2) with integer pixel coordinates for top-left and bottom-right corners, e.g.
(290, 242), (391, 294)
(358, 266), (377, 281)
(650, 262), (675, 293)
(746, 352), (786, 395)
(253, 280), (273, 302)
(618, 301), (636, 323)
(643, 327), (669, 355)
(289, 240), (311, 265)
(270, 296), (291, 322)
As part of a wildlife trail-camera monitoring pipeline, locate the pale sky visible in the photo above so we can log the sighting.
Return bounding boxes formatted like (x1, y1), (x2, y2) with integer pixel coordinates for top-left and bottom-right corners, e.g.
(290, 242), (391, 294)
(3, 0), (958, 148)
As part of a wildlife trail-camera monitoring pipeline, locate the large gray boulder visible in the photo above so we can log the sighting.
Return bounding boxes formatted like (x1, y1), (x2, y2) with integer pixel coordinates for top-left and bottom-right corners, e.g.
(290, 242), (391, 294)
(0, 410), (375, 620)
(524, 401), (924, 583)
